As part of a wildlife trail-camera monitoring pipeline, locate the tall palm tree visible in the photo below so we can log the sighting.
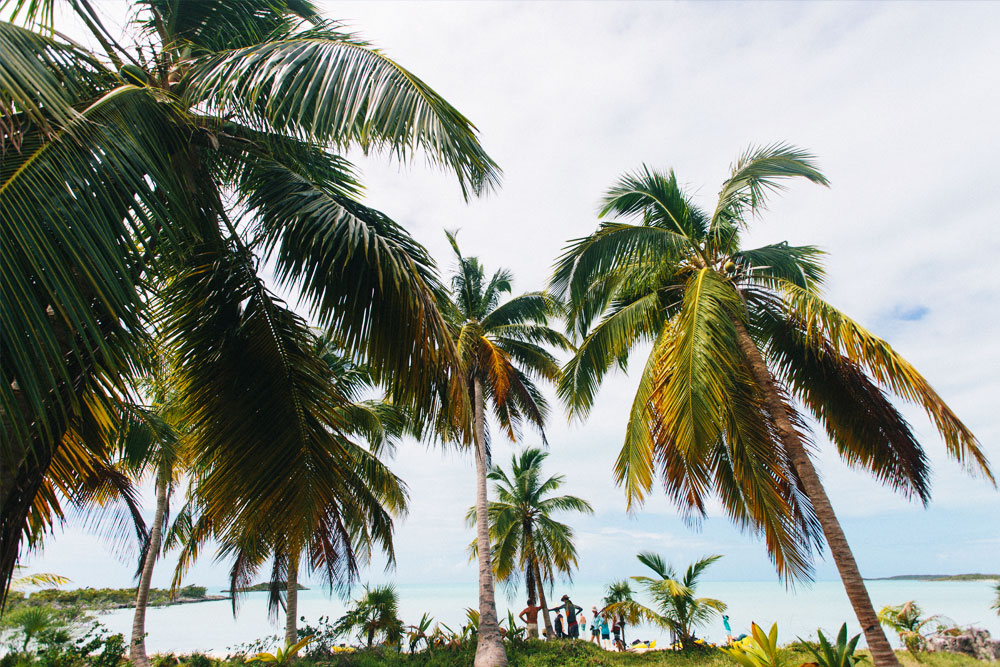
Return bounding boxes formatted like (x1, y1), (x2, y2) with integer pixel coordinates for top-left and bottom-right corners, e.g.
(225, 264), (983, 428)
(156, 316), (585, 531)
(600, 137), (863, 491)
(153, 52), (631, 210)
(1, 0), (499, 601)
(441, 232), (571, 666)
(167, 335), (409, 646)
(127, 373), (186, 667)
(466, 447), (593, 638)
(607, 554), (725, 649)
(552, 144), (992, 667)
(333, 584), (404, 648)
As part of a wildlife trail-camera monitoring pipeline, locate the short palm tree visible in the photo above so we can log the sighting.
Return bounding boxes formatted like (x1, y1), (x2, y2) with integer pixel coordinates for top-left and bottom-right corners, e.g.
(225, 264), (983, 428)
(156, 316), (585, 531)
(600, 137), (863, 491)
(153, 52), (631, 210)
(168, 336), (409, 646)
(466, 447), (593, 637)
(877, 601), (942, 654)
(608, 554), (725, 649)
(552, 144), (992, 667)
(333, 584), (404, 648)
(1, 0), (498, 600)
(441, 232), (571, 666)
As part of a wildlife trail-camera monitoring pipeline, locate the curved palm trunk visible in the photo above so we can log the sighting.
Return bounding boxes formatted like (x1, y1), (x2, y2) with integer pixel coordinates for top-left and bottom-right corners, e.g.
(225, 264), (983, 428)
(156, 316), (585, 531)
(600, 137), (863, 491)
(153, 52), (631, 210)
(532, 560), (553, 638)
(733, 320), (899, 667)
(524, 563), (536, 606)
(472, 376), (507, 666)
(285, 552), (299, 646)
(130, 463), (170, 667)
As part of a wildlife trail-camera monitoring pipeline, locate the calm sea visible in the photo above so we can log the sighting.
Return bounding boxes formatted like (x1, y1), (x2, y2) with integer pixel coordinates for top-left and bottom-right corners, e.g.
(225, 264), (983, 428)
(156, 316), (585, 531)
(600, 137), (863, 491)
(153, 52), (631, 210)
(96, 580), (1000, 655)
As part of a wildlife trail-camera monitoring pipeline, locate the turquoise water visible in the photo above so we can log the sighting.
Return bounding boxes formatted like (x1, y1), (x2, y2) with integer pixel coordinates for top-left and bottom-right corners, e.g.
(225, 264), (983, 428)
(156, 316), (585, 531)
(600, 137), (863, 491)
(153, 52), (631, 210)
(97, 580), (1000, 655)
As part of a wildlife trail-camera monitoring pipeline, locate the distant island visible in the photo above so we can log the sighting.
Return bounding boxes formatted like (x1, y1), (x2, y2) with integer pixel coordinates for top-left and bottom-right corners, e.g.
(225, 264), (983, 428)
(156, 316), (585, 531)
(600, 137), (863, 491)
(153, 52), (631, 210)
(224, 582), (309, 592)
(10, 585), (228, 611)
(867, 574), (1000, 582)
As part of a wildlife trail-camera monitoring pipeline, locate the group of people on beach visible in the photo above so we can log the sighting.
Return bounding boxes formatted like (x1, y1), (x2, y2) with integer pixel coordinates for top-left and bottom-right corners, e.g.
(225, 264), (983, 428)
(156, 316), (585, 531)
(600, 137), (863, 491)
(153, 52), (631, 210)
(518, 594), (628, 651)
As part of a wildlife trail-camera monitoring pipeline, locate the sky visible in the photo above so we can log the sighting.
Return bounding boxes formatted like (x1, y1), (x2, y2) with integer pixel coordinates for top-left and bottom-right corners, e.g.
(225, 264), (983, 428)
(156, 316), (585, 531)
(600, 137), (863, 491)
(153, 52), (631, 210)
(21, 1), (1000, 593)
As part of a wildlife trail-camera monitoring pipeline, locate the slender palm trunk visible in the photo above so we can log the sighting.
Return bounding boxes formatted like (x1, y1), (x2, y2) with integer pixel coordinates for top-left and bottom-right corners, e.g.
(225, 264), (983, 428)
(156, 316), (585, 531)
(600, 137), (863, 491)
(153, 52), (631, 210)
(472, 376), (507, 667)
(732, 320), (900, 667)
(130, 462), (170, 667)
(285, 551), (299, 646)
(532, 561), (553, 638)
(524, 563), (536, 607)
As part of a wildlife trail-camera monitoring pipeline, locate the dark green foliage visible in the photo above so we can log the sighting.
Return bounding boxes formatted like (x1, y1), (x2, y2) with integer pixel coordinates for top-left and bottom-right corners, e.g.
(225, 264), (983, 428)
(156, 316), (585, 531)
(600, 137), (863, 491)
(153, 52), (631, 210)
(799, 624), (866, 667)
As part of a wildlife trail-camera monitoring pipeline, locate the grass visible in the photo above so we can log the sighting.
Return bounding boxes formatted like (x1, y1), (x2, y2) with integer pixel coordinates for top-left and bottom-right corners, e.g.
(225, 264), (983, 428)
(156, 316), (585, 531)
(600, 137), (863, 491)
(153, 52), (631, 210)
(202, 640), (999, 667)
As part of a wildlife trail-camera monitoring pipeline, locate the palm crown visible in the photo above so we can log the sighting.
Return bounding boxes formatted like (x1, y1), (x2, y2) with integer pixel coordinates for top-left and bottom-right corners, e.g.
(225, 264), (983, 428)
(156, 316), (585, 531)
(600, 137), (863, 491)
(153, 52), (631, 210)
(1, 0), (499, 596)
(552, 144), (991, 580)
(466, 448), (593, 602)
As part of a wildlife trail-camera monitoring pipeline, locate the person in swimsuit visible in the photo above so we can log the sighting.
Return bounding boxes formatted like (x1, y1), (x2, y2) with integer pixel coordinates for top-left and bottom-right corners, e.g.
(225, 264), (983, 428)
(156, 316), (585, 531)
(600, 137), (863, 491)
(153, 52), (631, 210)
(590, 607), (601, 644)
(519, 602), (543, 639)
(612, 616), (625, 651)
(550, 594), (583, 639)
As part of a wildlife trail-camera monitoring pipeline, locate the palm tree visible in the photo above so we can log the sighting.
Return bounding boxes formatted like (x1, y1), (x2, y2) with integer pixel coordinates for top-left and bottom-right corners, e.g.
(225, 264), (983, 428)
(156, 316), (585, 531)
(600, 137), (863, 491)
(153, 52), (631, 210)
(333, 584), (404, 648)
(168, 336), (409, 646)
(441, 232), (571, 666)
(1, 0), (499, 601)
(877, 601), (942, 654)
(466, 447), (593, 637)
(552, 144), (992, 667)
(607, 554), (725, 649)
(128, 375), (186, 667)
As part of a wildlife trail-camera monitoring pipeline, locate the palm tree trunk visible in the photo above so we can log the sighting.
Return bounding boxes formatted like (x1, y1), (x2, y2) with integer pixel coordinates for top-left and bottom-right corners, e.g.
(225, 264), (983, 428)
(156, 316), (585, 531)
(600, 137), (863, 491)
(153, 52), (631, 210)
(525, 563), (536, 606)
(532, 561), (553, 638)
(130, 462), (170, 667)
(732, 320), (899, 667)
(472, 376), (507, 667)
(285, 551), (299, 646)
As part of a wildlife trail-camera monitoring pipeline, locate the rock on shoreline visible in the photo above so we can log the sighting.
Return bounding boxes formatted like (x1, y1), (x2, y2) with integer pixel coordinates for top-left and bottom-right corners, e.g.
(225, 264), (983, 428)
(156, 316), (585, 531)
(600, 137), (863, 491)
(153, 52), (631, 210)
(927, 627), (1000, 661)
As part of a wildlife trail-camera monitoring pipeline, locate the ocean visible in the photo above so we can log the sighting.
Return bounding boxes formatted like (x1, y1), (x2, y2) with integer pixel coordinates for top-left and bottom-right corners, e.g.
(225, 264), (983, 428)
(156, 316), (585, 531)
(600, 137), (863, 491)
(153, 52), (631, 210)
(96, 579), (1000, 655)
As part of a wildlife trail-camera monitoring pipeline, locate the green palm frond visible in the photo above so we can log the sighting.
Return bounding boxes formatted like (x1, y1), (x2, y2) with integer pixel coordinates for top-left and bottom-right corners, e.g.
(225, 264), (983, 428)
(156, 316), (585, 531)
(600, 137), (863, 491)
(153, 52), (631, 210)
(780, 281), (992, 483)
(183, 23), (500, 198)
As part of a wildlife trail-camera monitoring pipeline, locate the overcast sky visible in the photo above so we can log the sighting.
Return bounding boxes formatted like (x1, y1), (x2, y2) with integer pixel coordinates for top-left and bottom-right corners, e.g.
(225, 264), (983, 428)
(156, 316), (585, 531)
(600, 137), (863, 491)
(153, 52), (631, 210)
(23, 1), (1000, 591)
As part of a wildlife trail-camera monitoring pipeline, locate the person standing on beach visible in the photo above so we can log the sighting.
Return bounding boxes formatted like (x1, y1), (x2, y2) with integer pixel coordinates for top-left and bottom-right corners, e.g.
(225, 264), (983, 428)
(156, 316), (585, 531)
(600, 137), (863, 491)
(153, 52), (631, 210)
(550, 594), (583, 639)
(554, 611), (565, 639)
(519, 602), (543, 640)
(599, 613), (611, 649)
(590, 607), (601, 645)
(723, 614), (733, 644)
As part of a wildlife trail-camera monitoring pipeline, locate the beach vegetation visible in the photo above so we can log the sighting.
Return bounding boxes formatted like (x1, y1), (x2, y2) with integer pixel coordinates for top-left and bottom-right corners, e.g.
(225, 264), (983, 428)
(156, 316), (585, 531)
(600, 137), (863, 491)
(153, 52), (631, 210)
(724, 623), (786, 667)
(439, 231), (572, 665)
(877, 602), (944, 654)
(332, 584), (404, 649)
(248, 636), (313, 666)
(551, 144), (993, 667)
(467, 447), (593, 636)
(799, 624), (867, 667)
(1, 0), (498, 608)
(605, 554), (725, 650)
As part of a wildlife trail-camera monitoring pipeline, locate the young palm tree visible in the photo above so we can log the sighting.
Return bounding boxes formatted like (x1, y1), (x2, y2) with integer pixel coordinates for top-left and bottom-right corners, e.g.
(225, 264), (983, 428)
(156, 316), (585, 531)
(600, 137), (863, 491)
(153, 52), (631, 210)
(607, 554), (725, 649)
(333, 584), (404, 648)
(167, 335), (409, 646)
(466, 447), (593, 638)
(876, 601), (942, 654)
(441, 232), (571, 666)
(552, 144), (992, 667)
(127, 375), (187, 667)
(1, 0), (499, 600)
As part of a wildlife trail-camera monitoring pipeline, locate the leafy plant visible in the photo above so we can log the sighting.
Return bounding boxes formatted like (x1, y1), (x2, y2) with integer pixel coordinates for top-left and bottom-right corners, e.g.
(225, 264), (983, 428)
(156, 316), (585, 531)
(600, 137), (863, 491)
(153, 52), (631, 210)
(799, 624), (867, 667)
(333, 585), (403, 648)
(877, 601), (942, 653)
(249, 636), (313, 666)
(723, 622), (787, 667)
(605, 553), (725, 650)
(405, 613), (434, 654)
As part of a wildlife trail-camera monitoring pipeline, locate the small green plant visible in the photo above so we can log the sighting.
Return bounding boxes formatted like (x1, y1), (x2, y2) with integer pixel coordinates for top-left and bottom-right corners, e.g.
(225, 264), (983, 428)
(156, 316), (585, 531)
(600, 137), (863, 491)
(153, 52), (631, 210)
(723, 623), (786, 667)
(249, 636), (313, 666)
(877, 601), (942, 654)
(799, 624), (866, 667)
